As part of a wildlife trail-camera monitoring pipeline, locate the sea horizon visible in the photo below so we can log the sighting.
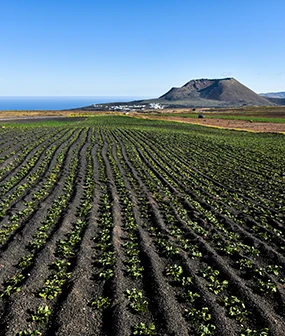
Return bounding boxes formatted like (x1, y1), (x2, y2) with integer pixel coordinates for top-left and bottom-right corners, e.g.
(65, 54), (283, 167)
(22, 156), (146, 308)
(0, 96), (150, 111)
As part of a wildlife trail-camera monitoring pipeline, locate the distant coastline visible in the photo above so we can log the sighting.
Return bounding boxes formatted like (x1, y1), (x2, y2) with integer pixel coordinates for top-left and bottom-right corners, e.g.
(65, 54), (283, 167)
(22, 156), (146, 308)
(0, 96), (148, 111)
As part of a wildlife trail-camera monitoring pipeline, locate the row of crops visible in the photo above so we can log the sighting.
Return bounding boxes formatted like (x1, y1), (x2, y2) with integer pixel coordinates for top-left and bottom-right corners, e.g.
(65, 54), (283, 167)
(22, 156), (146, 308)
(0, 116), (284, 336)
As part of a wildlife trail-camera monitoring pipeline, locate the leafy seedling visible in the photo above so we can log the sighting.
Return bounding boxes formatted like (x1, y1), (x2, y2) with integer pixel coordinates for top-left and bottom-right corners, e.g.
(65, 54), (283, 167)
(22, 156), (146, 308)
(133, 322), (156, 335)
(31, 305), (51, 324)
(91, 296), (111, 310)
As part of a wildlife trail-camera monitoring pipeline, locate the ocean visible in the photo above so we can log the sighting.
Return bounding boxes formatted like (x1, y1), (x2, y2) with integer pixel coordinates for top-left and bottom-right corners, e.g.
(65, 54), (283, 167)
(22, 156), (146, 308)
(0, 96), (147, 111)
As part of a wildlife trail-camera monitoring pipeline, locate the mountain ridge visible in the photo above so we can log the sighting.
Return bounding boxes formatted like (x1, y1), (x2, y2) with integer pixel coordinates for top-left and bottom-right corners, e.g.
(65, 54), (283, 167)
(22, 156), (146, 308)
(260, 92), (285, 99)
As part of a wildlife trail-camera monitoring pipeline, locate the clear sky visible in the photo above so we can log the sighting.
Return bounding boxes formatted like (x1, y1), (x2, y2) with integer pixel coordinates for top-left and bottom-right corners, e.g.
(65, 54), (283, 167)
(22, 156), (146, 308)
(0, 0), (284, 96)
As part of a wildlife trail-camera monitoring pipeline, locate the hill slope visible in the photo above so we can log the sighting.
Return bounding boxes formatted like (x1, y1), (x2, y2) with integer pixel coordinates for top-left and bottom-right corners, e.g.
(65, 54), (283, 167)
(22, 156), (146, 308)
(260, 92), (285, 99)
(158, 78), (273, 107)
(265, 97), (285, 105)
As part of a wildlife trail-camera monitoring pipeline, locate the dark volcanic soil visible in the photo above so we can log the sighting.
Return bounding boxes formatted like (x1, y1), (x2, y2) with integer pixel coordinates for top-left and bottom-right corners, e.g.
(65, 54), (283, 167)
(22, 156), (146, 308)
(0, 120), (285, 335)
(0, 116), (86, 123)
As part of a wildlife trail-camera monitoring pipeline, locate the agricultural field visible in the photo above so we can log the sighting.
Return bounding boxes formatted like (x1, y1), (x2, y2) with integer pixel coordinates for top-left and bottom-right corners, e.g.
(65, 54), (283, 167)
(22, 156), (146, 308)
(135, 107), (285, 133)
(0, 116), (284, 336)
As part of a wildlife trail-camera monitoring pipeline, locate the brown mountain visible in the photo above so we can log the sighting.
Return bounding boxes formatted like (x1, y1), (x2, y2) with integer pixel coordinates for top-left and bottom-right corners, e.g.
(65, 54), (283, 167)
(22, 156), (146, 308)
(158, 78), (274, 107)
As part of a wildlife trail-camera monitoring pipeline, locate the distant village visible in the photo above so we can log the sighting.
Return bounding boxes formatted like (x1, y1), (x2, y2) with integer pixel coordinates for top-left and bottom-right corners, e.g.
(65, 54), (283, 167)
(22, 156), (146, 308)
(89, 102), (164, 111)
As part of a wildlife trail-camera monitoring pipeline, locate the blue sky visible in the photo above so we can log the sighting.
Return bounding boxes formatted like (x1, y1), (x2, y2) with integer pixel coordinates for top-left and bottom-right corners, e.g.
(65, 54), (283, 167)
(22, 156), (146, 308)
(0, 0), (284, 96)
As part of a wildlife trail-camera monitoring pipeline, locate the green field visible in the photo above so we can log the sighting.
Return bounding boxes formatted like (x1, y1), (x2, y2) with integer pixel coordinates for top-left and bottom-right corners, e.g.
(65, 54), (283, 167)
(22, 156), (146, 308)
(0, 116), (284, 336)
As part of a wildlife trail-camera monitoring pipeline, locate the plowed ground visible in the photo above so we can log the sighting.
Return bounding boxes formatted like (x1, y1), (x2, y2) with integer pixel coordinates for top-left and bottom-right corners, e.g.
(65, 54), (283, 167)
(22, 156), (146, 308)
(0, 116), (284, 336)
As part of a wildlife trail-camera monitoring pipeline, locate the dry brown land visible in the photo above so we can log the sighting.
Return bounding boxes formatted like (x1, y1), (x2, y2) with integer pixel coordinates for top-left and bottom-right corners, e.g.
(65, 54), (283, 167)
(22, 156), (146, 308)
(134, 114), (285, 133)
(0, 110), (112, 120)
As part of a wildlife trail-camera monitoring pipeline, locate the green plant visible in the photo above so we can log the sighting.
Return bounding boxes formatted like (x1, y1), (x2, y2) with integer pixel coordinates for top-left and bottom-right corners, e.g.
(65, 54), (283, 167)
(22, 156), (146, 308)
(51, 259), (71, 271)
(197, 323), (216, 335)
(200, 266), (219, 282)
(221, 296), (250, 323)
(254, 267), (267, 278)
(256, 279), (277, 294)
(18, 254), (35, 268)
(187, 244), (203, 258)
(91, 296), (111, 310)
(31, 305), (51, 324)
(240, 327), (269, 336)
(133, 322), (156, 335)
(182, 290), (201, 303)
(266, 264), (281, 276)
(0, 284), (21, 297)
(17, 329), (42, 336)
(207, 280), (228, 295)
(6, 273), (25, 285)
(186, 307), (211, 324)
(96, 251), (116, 267)
(236, 258), (254, 271)
(126, 264), (144, 279)
(38, 283), (62, 300)
(126, 288), (148, 313)
(165, 264), (183, 281)
(98, 268), (114, 280)
(165, 264), (192, 285)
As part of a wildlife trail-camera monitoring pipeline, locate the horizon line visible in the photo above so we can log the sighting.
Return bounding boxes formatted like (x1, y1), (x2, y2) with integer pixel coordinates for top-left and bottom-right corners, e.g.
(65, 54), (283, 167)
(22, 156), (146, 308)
(0, 95), (151, 98)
